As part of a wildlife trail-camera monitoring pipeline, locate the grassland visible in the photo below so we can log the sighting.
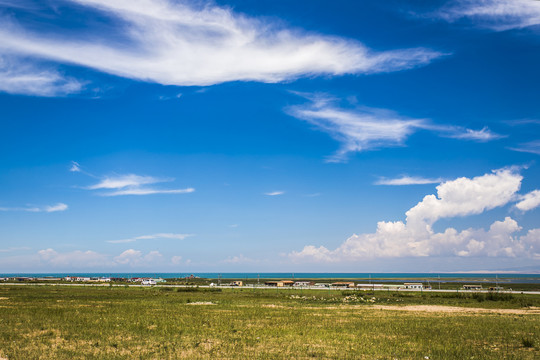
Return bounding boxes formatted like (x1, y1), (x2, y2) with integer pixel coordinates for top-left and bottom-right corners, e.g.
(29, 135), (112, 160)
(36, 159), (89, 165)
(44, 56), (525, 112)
(0, 285), (538, 359)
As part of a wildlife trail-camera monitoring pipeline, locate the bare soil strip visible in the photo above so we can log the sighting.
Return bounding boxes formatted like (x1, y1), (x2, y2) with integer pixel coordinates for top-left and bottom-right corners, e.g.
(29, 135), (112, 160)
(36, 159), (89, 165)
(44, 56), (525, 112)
(368, 305), (540, 314)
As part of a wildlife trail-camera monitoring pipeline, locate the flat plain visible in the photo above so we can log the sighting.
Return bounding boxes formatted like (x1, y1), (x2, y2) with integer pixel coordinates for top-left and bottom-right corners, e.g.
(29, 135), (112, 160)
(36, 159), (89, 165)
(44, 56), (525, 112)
(0, 285), (538, 359)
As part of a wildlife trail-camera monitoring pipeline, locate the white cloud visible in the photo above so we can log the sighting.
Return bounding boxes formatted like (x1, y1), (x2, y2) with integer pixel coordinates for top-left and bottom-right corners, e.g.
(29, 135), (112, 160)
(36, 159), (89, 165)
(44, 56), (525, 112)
(171, 255), (183, 265)
(0, 202), (68, 213)
(375, 176), (443, 186)
(108, 233), (192, 244)
(44, 203), (68, 212)
(264, 191), (285, 196)
(86, 174), (194, 196)
(442, 126), (504, 142)
(286, 94), (501, 162)
(88, 174), (164, 190)
(104, 187), (195, 196)
(437, 0), (540, 31)
(515, 190), (540, 211)
(69, 161), (81, 172)
(287, 95), (426, 162)
(113, 249), (163, 266)
(289, 168), (539, 262)
(405, 168), (522, 227)
(508, 140), (540, 155)
(0, 55), (83, 96)
(38, 248), (109, 267)
(34, 248), (166, 268)
(0, 0), (442, 95)
(0, 246), (31, 253)
(223, 254), (255, 264)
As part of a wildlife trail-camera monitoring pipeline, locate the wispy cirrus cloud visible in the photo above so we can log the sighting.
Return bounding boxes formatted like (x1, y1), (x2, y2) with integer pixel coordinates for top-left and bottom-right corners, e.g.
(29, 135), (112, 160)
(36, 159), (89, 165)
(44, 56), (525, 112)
(0, 202), (68, 213)
(0, 55), (83, 96)
(69, 161), (81, 172)
(0, 0), (443, 96)
(79, 172), (194, 196)
(375, 176), (443, 186)
(0, 246), (31, 253)
(441, 126), (505, 142)
(107, 233), (192, 244)
(264, 191), (285, 196)
(436, 0), (540, 31)
(286, 94), (426, 162)
(508, 140), (540, 155)
(286, 93), (502, 162)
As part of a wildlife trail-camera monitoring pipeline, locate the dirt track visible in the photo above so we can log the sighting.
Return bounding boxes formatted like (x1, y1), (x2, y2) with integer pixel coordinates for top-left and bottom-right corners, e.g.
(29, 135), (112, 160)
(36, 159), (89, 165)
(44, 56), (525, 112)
(369, 305), (540, 315)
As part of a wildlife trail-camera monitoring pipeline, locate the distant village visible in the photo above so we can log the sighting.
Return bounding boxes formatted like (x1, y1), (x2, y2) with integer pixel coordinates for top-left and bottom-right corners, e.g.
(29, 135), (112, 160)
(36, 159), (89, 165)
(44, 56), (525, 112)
(0, 276), (504, 291)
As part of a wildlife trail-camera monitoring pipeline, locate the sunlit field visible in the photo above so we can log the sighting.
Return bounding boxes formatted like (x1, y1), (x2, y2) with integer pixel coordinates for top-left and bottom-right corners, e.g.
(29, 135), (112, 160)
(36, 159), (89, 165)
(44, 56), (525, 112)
(0, 285), (538, 359)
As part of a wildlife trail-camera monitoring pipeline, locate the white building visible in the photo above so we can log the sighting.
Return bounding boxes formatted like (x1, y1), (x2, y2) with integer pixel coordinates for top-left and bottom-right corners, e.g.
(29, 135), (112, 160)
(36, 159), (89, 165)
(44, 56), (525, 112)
(404, 283), (423, 290)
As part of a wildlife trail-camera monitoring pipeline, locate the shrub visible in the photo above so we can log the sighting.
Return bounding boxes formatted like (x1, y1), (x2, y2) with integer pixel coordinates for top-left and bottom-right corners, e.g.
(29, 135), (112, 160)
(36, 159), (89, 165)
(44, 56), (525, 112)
(521, 337), (534, 348)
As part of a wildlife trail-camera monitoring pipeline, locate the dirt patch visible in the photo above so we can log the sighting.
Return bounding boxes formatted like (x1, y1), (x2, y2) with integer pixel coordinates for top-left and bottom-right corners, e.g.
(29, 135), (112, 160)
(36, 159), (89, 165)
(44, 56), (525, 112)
(261, 304), (285, 308)
(0, 297), (8, 300)
(368, 305), (540, 315)
(186, 302), (216, 306)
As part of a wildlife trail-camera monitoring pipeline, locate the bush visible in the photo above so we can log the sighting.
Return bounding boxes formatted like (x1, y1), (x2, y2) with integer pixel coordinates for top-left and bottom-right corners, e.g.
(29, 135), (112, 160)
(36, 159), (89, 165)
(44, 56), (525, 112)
(521, 337), (534, 348)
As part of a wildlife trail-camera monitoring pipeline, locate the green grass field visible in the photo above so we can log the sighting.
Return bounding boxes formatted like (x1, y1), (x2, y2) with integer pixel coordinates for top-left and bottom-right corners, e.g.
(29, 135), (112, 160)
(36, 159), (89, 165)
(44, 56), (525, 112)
(0, 285), (538, 359)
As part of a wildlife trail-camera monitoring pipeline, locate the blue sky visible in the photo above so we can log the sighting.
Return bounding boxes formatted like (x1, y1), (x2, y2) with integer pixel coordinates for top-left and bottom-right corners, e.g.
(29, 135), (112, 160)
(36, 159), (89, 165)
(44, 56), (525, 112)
(1, 0), (540, 273)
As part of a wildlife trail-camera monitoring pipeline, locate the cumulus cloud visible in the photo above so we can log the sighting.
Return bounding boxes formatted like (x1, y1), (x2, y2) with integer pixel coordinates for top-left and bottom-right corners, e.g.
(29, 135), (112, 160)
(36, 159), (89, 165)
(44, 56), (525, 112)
(171, 255), (183, 265)
(286, 94), (502, 162)
(405, 168), (522, 228)
(289, 168), (539, 262)
(375, 176), (443, 186)
(114, 249), (163, 266)
(36, 248), (169, 269)
(38, 248), (109, 267)
(86, 174), (194, 196)
(437, 0), (540, 31)
(0, 0), (442, 96)
(108, 233), (192, 244)
(515, 190), (540, 211)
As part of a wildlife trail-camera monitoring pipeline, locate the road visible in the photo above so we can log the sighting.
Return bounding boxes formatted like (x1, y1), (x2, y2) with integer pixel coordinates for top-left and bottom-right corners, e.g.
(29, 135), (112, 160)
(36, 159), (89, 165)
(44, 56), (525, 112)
(2, 282), (540, 295)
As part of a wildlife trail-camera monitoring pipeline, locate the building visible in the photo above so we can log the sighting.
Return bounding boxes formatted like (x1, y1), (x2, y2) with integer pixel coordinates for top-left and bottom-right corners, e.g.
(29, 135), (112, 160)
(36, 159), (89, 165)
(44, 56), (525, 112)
(293, 281), (314, 287)
(142, 279), (157, 286)
(463, 285), (483, 291)
(230, 281), (243, 286)
(331, 282), (355, 288)
(265, 280), (295, 287)
(403, 283), (423, 290)
(314, 283), (329, 288)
